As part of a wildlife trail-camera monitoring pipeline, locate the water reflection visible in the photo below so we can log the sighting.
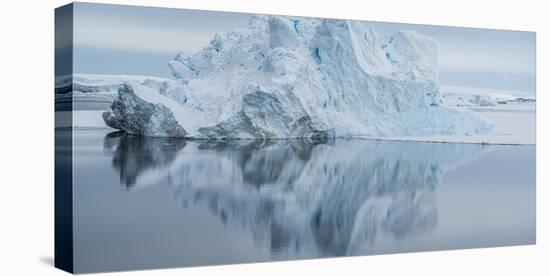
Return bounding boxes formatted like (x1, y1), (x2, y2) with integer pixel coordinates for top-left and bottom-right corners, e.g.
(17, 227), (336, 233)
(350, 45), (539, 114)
(103, 132), (490, 258)
(103, 131), (187, 188)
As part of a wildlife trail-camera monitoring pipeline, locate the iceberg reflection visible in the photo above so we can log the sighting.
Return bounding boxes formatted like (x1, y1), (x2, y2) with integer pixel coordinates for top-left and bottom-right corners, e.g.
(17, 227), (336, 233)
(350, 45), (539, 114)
(103, 131), (187, 188)
(103, 133), (490, 258)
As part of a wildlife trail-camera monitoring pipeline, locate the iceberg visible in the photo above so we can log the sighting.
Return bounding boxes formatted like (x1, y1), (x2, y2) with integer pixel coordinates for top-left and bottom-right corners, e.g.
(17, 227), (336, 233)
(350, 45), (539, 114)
(103, 15), (493, 138)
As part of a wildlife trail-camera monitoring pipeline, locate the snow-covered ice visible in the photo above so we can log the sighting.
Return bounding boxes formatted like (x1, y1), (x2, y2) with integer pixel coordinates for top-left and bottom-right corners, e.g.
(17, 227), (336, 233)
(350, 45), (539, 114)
(381, 86), (536, 145)
(376, 101), (535, 145)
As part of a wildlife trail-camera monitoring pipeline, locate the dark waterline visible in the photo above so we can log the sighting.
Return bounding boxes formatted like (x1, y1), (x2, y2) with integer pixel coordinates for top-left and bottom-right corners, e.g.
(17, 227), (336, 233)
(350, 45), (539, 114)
(59, 129), (535, 273)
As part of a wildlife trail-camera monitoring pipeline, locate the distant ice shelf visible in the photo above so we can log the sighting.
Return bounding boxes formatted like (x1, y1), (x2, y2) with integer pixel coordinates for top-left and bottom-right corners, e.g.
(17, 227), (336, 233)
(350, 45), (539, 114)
(441, 85), (535, 108)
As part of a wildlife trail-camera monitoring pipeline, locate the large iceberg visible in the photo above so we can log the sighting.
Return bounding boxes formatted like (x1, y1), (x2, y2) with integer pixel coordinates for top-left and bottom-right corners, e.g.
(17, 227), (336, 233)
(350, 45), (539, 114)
(103, 15), (492, 138)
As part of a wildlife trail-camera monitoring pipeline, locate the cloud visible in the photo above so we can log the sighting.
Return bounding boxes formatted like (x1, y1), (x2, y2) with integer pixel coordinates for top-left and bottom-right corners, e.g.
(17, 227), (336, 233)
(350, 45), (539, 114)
(438, 47), (535, 74)
(437, 36), (535, 74)
(72, 4), (251, 55)
(74, 20), (218, 54)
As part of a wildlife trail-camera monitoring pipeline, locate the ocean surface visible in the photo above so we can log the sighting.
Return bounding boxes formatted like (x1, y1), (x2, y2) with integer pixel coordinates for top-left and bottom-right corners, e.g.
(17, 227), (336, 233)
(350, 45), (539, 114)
(60, 129), (535, 273)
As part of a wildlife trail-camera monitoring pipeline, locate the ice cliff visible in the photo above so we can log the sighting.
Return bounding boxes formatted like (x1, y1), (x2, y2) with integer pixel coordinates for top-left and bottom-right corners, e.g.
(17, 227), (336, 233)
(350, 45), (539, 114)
(103, 15), (493, 138)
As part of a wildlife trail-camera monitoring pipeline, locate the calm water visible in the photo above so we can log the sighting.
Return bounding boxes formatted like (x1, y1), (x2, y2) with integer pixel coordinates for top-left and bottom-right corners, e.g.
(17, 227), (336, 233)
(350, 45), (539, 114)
(62, 129), (535, 273)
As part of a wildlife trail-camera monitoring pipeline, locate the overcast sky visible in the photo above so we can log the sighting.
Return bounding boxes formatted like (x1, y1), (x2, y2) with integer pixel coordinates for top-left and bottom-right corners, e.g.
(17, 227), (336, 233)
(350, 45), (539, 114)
(71, 3), (536, 94)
